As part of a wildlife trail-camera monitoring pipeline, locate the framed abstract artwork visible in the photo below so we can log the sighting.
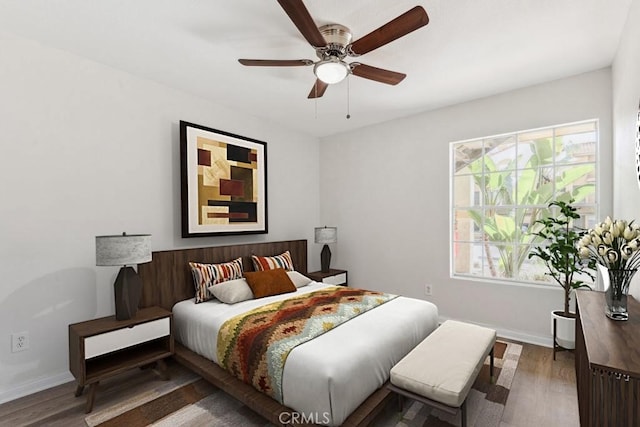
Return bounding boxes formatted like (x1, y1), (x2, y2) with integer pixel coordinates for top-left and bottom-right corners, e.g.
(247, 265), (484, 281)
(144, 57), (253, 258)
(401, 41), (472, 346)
(180, 121), (267, 237)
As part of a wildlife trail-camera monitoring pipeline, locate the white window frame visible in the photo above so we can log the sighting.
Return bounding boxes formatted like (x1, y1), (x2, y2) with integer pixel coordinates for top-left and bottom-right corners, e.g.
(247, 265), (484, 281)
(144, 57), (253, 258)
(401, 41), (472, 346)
(449, 119), (600, 287)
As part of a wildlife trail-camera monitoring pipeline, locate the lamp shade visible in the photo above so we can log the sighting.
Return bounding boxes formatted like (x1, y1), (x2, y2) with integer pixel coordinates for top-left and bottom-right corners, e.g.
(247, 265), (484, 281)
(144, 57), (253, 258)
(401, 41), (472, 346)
(314, 59), (349, 84)
(95, 233), (152, 266)
(315, 227), (337, 244)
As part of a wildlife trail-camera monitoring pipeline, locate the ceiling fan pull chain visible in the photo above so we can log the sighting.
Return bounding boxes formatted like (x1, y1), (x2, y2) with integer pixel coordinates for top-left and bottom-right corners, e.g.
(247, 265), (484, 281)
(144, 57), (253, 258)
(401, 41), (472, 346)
(346, 76), (351, 119)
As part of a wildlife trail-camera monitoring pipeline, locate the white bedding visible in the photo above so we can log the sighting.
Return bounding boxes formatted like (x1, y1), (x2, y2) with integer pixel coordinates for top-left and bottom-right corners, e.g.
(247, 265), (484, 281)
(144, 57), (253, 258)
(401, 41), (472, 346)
(173, 282), (439, 426)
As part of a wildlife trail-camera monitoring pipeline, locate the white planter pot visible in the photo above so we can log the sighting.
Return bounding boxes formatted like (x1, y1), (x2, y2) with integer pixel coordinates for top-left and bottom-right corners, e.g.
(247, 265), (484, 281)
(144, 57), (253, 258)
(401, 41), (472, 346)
(551, 310), (576, 350)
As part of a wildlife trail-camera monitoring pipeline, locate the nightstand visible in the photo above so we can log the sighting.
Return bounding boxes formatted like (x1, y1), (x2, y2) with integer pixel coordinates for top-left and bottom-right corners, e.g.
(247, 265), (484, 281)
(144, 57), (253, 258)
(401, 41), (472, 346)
(69, 306), (174, 413)
(307, 269), (348, 286)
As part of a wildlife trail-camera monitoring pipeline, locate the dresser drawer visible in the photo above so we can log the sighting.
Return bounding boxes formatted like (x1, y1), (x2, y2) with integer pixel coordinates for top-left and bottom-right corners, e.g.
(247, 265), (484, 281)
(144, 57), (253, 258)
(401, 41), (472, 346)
(85, 317), (170, 359)
(323, 273), (347, 286)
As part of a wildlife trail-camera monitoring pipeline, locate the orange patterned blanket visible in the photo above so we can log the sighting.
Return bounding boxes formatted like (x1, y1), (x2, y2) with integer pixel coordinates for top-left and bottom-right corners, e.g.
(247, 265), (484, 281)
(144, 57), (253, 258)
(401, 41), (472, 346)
(216, 286), (397, 403)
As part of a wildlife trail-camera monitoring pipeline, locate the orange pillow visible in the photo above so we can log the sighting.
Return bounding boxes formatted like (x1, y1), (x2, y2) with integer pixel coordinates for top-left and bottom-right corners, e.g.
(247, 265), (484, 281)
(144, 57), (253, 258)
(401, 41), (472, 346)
(243, 268), (296, 298)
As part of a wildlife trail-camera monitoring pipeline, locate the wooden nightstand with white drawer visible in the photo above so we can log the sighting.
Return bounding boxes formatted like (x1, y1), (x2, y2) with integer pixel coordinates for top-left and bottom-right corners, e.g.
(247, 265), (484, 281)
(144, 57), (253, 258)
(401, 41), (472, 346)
(69, 306), (173, 413)
(307, 269), (348, 286)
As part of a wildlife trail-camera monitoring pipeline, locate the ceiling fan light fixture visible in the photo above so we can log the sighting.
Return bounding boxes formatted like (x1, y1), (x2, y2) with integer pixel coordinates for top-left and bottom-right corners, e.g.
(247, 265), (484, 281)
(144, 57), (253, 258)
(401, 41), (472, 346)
(239, 3), (429, 98)
(314, 58), (349, 84)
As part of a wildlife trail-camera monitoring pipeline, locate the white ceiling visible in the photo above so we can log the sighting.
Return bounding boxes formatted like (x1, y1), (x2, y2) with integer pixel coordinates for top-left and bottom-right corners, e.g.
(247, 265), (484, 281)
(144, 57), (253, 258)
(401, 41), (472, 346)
(0, 0), (633, 138)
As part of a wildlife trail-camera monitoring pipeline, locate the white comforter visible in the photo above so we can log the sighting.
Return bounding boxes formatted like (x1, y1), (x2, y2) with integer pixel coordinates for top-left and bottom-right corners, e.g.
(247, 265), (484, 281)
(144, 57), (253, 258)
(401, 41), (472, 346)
(173, 282), (438, 426)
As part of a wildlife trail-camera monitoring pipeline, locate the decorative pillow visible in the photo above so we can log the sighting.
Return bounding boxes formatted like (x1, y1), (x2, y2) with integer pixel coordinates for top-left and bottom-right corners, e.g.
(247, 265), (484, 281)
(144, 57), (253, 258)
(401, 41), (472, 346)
(244, 268), (296, 298)
(252, 250), (294, 271)
(287, 270), (312, 288)
(189, 258), (243, 303)
(208, 278), (254, 304)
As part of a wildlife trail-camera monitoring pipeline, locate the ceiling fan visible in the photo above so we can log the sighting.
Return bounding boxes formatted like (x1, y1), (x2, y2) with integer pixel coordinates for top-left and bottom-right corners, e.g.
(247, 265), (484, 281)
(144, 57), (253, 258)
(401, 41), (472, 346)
(238, 0), (429, 99)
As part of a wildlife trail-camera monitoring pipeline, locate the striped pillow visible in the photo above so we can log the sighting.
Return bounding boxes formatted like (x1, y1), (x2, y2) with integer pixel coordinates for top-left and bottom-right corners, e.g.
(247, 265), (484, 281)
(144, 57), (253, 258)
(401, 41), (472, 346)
(251, 251), (294, 272)
(189, 258), (243, 303)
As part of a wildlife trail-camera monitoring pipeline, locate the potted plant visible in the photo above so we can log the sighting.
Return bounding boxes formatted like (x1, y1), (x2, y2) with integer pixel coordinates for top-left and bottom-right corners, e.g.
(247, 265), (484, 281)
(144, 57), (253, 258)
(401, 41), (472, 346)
(528, 200), (595, 350)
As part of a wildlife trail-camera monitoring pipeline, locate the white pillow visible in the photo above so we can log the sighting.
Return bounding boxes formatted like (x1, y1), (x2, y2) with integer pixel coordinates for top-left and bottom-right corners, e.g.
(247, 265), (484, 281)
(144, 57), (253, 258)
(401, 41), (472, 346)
(208, 278), (254, 304)
(287, 271), (312, 288)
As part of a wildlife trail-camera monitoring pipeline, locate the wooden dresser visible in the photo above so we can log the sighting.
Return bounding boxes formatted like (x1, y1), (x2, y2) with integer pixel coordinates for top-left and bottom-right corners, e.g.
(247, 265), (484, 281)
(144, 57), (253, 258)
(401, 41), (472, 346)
(575, 290), (640, 426)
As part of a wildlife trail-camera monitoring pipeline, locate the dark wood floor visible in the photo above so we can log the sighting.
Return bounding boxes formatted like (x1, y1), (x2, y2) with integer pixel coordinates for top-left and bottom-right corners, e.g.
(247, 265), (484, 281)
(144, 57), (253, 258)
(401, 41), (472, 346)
(0, 342), (578, 426)
(501, 344), (578, 427)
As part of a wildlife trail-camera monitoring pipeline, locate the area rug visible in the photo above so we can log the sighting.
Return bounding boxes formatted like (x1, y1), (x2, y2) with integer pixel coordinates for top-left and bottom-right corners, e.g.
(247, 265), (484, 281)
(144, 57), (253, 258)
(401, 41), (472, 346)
(85, 341), (521, 427)
(84, 372), (269, 427)
(373, 340), (523, 427)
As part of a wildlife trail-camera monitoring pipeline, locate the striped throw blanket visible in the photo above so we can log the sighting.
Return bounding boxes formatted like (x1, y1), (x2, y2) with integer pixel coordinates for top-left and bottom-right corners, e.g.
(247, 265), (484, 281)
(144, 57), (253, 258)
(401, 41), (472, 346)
(217, 286), (397, 403)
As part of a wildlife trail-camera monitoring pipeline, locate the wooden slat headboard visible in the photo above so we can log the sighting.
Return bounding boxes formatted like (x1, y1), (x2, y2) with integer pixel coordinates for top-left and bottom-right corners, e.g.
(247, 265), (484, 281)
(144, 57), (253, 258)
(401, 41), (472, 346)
(138, 239), (307, 311)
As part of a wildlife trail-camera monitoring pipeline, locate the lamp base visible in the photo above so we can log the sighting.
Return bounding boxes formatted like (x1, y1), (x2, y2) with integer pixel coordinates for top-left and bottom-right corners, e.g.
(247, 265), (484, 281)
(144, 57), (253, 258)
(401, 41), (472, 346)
(320, 244), (332, 273)
(114, 266), (142, 320)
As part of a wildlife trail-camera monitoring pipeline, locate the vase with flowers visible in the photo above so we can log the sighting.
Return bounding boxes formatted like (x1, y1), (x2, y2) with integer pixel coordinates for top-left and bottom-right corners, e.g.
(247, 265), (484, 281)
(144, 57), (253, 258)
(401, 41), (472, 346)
(578, 216), (640, 320)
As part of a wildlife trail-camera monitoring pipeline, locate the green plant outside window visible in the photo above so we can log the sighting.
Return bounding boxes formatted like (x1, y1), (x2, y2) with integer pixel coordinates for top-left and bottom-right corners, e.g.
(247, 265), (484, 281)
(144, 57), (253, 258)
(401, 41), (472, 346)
(451, 120), (598, 286)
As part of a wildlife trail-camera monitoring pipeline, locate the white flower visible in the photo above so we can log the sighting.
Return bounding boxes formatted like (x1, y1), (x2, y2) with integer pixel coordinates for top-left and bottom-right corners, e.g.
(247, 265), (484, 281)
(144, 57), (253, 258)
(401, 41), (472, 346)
(604, 216), (614, 228)
(579, 217), (640, 270)
(606, 249), (619, 263)
(580, 235), (591, 247)
(624, 226), (636, 241)
(598, 244), (608, 256)
(621, 244), (635, 259)
(611, 225), (620, 238)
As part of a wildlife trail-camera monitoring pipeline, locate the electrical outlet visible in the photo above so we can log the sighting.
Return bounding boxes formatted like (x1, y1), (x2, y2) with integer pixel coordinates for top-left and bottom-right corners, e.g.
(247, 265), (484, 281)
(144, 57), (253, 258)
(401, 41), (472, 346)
(11, 331), (29, 353)
(424, 284), (433, 296)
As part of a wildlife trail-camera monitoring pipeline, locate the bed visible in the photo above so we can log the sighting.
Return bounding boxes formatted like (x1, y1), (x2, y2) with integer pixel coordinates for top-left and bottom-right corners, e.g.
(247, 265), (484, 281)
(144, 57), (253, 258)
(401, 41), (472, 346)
(138, 240), (438, 426)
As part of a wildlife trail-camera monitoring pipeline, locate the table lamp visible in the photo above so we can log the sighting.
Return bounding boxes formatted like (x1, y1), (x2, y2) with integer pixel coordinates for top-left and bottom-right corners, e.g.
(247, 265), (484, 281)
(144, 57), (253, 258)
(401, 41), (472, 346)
(96, 232), (152, 320)
(315, 226), (337, 273)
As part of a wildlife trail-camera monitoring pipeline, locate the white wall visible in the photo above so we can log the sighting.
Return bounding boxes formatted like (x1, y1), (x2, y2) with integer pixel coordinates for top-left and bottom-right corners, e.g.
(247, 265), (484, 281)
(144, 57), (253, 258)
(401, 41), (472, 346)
(0, 32), (320, 403)
(612, 0), (640, 295)
(3, 0), (638, 403)
(319, 68), (613, 345)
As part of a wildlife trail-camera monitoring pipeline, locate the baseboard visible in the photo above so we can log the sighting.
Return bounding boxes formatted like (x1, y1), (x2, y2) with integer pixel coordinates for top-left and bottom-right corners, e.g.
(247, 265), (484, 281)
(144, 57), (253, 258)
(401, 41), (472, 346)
(0, 371), (74, 405)
(438, 315), (554, 348)
(496, 328), (554, 348)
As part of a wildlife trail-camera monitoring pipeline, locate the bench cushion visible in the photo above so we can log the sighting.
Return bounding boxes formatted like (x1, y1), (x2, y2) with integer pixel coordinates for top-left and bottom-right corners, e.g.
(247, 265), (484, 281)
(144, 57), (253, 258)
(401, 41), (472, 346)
(390, 320), (496, 407)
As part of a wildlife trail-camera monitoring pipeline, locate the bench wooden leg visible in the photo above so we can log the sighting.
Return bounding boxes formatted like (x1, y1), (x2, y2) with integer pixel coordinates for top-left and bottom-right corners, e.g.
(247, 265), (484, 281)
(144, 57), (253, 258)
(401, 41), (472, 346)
(490, 346), (495, 384)
(461, 400), (467, 427)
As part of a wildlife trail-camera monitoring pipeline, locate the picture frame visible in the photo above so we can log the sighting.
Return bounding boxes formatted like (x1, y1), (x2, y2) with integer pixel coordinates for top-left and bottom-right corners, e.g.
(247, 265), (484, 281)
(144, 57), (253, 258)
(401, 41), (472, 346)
(180, 121), (268, 237)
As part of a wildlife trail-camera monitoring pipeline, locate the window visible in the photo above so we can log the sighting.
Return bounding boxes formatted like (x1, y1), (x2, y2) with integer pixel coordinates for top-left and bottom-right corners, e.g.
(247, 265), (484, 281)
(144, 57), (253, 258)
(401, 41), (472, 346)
(451, 120), (598, 285)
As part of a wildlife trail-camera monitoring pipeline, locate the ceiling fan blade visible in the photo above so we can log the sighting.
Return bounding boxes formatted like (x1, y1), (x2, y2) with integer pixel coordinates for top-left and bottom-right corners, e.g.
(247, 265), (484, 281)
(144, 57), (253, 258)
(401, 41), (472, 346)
(349, 6), (429, 56)
(350, 63), (406, 85)
(238, 59), (313, 66)
(277, 0), (327, 48)
(308, 79), (328, 98)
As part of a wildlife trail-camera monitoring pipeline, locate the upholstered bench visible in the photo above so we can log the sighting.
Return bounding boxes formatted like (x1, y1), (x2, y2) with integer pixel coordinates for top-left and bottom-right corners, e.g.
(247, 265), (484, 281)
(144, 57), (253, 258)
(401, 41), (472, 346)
(388, 320), (497, 427)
